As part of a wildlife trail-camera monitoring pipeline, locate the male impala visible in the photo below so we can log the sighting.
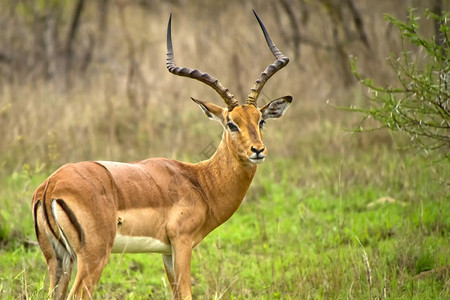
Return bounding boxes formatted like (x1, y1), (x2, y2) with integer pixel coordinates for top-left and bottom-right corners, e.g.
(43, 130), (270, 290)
(32, 10), (292, 299)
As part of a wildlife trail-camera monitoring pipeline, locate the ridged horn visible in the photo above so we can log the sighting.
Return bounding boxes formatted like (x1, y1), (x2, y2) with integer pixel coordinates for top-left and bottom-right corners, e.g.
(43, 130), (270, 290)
(166, 14), (239, 111)
(247, 10), (290, 107)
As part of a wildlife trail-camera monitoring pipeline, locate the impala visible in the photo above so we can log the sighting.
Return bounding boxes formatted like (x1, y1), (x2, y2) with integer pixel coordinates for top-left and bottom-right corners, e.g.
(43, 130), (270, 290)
(32, 10), (292, 299)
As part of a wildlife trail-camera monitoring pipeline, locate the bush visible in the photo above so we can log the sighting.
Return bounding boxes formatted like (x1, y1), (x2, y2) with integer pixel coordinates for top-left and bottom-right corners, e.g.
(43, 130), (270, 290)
(350, 9), (449, 160)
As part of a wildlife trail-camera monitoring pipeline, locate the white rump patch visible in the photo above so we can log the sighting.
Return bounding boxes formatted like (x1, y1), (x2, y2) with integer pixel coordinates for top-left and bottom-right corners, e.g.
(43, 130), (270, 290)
(51, 200), (75, 258)
(111, 234), (171, 254)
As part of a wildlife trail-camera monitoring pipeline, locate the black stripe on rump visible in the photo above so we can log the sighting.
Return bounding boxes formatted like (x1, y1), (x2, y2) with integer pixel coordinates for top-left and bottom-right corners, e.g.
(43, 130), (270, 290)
(33, 200), (41, 241)
(43, 193), (62, 247)
(55, 199), (86, 247)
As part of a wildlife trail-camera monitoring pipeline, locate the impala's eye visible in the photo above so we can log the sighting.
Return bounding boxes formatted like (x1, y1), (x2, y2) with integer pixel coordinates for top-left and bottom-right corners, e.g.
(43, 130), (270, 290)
(227, 123), (240, 132)
(259, 120), (266, 128)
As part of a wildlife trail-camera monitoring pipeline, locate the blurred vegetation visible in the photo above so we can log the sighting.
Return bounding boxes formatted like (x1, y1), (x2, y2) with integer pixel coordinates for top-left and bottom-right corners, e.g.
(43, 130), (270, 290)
(350, 8), (449, 159)
(2, 0), (444, 176)
(0, 0), (449, 298)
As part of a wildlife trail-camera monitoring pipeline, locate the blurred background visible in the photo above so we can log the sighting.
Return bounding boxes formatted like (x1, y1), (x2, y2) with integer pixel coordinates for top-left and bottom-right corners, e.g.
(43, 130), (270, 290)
(0, 0), (444, 176)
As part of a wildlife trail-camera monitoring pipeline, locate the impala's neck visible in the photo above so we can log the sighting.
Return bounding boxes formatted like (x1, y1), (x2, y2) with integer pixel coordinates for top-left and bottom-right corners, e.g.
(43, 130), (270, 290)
(197, 132), (257, 229)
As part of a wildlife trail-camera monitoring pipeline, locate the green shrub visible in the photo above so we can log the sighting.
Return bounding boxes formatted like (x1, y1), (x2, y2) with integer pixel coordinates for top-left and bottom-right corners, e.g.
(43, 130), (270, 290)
(350, 9), (449, 160)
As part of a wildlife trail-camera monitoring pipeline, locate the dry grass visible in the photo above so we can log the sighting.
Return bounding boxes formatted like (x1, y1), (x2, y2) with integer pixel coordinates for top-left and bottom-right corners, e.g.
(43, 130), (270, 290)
(1, 0), (429, 177)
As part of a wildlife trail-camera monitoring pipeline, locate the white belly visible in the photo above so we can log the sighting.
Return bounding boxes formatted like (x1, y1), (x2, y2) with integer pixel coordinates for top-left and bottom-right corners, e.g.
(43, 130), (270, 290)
(111, 234), (171, 254)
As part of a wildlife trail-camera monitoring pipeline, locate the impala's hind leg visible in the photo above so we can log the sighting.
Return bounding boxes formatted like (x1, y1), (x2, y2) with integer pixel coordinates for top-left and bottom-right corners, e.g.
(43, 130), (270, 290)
(34, 201), (73, 299)
(49, 196), (116, 299)
(50, 247), (74, 299)
(50, 201), (112, 299)
(39, 236), (74, 299)
(67, 251), (110, 299)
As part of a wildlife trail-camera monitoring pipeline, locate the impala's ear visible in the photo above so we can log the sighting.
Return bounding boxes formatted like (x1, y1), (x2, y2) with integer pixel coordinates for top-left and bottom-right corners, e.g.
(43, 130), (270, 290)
(260, 96), (293, 120)
(191, 97), (225, 123)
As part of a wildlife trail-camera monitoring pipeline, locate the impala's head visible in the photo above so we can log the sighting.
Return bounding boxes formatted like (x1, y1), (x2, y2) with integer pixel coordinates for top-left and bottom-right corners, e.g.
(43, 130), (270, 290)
(167, 10), (292, 165)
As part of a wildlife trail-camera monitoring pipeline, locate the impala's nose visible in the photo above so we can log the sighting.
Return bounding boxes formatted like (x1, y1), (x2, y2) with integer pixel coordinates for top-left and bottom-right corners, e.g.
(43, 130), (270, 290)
(249, 145), (266, 164)
(250, 146), (265, 155)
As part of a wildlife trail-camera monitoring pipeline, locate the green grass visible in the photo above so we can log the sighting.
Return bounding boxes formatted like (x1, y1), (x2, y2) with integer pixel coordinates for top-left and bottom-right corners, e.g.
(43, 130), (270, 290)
(1, 149), (448, 299)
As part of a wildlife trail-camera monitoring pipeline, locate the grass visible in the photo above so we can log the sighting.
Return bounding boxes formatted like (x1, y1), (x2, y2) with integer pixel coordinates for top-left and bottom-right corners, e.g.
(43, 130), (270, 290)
(1, 145), (449, 299)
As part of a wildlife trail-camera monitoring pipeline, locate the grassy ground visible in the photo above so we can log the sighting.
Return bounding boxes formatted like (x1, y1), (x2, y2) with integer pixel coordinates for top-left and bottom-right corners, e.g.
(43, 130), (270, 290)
(1, 142), (448, 299)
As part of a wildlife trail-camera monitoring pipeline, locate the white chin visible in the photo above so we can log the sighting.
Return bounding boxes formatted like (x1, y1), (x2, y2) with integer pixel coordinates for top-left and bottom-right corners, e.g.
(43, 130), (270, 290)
(249, 157), (265, 164)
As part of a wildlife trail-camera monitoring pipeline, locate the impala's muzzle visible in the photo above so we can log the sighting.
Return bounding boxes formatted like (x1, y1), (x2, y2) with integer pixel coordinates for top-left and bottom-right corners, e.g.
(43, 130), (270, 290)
(249, 145), (266, 164)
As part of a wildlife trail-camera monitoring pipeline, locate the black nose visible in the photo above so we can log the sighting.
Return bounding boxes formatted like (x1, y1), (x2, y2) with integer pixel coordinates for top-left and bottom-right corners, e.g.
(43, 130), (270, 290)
(251, 146), (265, 155)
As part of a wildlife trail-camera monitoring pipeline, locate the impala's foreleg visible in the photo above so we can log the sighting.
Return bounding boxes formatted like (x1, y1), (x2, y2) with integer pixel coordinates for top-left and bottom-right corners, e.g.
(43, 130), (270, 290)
(163, 249), (193, 299)
(171, 238), (193, 300)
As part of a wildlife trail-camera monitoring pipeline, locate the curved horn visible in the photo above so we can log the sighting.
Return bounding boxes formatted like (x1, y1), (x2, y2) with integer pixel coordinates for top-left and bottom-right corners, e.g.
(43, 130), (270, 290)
(247, 10), (290, 107)
(166, 14), (239, 110)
